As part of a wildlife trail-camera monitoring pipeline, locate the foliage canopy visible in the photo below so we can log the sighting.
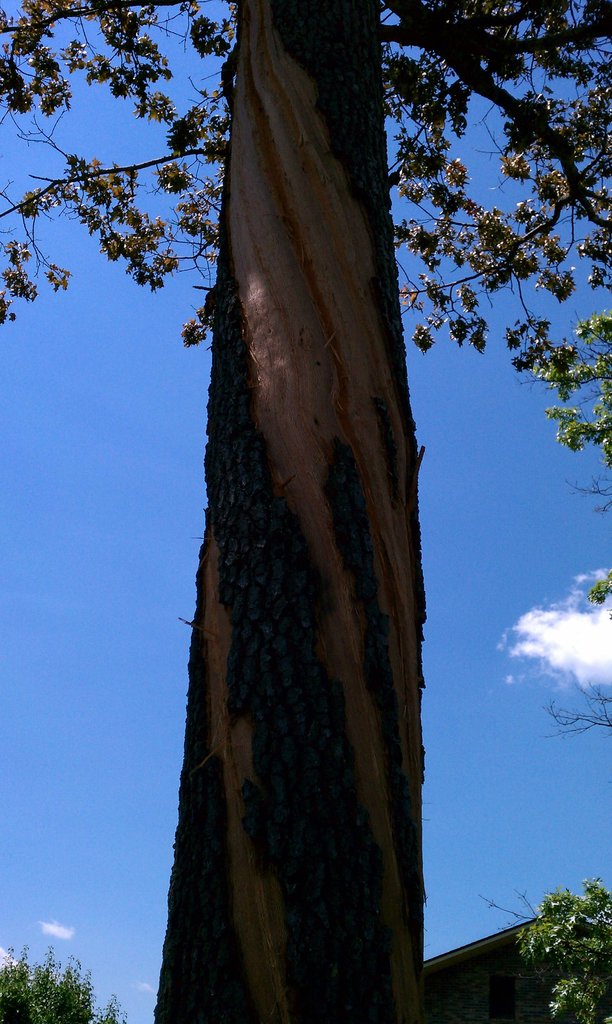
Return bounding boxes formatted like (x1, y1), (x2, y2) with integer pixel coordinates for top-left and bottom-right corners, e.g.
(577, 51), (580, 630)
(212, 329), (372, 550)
(0, 949), (125, 1024)
(0, 0), (610, 355)
(519, 878), (612, 1024)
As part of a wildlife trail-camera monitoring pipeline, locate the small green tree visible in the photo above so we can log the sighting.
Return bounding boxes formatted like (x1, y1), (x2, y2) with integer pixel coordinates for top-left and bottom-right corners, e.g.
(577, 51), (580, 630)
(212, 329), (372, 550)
(519, 879), (612, 1024)
(520, 311), (612, 607)
(539, 312), (612, 475)
(0, 949), (125, 1024)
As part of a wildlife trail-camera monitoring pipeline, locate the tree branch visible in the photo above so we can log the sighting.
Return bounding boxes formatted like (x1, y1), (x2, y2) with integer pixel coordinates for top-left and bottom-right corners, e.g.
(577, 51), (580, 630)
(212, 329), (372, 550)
(546, 685), (612, 735)
(380, 11), (612, 56)
(0, 0), (186, 38)
(381, 0), (610, 230)
(0, 148), (208, 221)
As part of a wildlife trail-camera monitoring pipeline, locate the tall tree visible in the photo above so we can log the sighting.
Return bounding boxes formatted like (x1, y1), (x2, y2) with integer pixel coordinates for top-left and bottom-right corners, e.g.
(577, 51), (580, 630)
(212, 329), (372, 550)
(155, 3), (426, 1021)
(1, 0), (610, 1021)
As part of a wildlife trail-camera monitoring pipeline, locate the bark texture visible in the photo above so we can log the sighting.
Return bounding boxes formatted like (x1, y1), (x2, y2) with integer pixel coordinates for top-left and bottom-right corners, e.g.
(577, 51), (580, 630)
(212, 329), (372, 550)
(155, 1), (426, 1022)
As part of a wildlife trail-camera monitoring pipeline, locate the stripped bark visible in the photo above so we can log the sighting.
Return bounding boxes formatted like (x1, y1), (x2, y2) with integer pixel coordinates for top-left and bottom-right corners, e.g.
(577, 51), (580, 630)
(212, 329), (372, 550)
(156, 1), (426, 1021)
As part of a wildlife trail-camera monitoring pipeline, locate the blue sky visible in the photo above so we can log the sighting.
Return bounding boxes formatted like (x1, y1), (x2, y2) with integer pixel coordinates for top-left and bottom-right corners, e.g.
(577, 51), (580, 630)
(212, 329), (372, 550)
(1, 15), (611, 1024)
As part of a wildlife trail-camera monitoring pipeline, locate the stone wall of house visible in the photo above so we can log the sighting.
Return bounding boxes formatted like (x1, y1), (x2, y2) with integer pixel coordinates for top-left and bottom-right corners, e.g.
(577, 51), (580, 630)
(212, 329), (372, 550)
(424, 943), (612, 1024)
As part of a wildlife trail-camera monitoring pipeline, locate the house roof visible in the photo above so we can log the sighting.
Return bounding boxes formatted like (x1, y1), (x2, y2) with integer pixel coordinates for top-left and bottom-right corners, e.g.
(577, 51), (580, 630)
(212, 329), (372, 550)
(424, 919), (536, 976)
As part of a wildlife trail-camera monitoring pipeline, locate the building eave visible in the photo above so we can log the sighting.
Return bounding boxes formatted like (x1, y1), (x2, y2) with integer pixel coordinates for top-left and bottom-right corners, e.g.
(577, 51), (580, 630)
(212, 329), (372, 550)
(424, 920), (536, 976)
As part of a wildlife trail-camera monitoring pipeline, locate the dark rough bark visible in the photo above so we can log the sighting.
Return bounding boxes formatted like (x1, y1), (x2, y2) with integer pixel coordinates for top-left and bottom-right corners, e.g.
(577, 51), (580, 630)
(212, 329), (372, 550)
(156, 1), (426, 1022)
(154, 527), (257, 1024)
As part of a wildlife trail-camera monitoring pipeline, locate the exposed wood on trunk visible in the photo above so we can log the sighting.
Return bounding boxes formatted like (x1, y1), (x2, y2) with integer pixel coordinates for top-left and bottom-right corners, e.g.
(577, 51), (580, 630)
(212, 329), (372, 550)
(223, 0), (423, 1015)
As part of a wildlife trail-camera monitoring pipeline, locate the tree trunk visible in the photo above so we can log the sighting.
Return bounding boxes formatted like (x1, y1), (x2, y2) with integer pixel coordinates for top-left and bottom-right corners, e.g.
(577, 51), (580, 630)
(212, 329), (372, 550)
(155, 1), (426, 1021)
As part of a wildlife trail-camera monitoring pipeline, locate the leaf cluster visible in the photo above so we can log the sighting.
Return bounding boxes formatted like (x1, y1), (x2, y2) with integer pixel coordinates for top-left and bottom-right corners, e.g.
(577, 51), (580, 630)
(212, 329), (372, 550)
(528, 310), (612, 468)
(519, 879), (612, 1024)
(382, 0), (612, 357)
(0, 0), (233, 337)
(0, 949), (126, 1024)
(520, 310), (611, 604)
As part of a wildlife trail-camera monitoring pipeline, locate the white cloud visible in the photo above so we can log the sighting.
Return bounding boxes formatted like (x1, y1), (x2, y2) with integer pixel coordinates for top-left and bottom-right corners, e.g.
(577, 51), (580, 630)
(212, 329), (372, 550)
(0, 947), (16, 965)
(573, 570), (603, 586)
(39, 920), (75, 940)
(504, 574), (612, 688)
(134, 982), (155, 994)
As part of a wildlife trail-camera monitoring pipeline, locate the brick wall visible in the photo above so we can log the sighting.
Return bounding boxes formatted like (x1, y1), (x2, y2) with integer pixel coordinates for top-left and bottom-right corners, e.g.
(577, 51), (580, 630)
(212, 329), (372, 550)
(425, 942), (612, 1024)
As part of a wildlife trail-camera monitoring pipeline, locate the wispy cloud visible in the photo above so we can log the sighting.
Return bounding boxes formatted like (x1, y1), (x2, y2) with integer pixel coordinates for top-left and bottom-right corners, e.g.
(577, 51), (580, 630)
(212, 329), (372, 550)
(39, 920), (75, 940)
(502, 573), (612, 688)
(134, 982), (155, 994)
